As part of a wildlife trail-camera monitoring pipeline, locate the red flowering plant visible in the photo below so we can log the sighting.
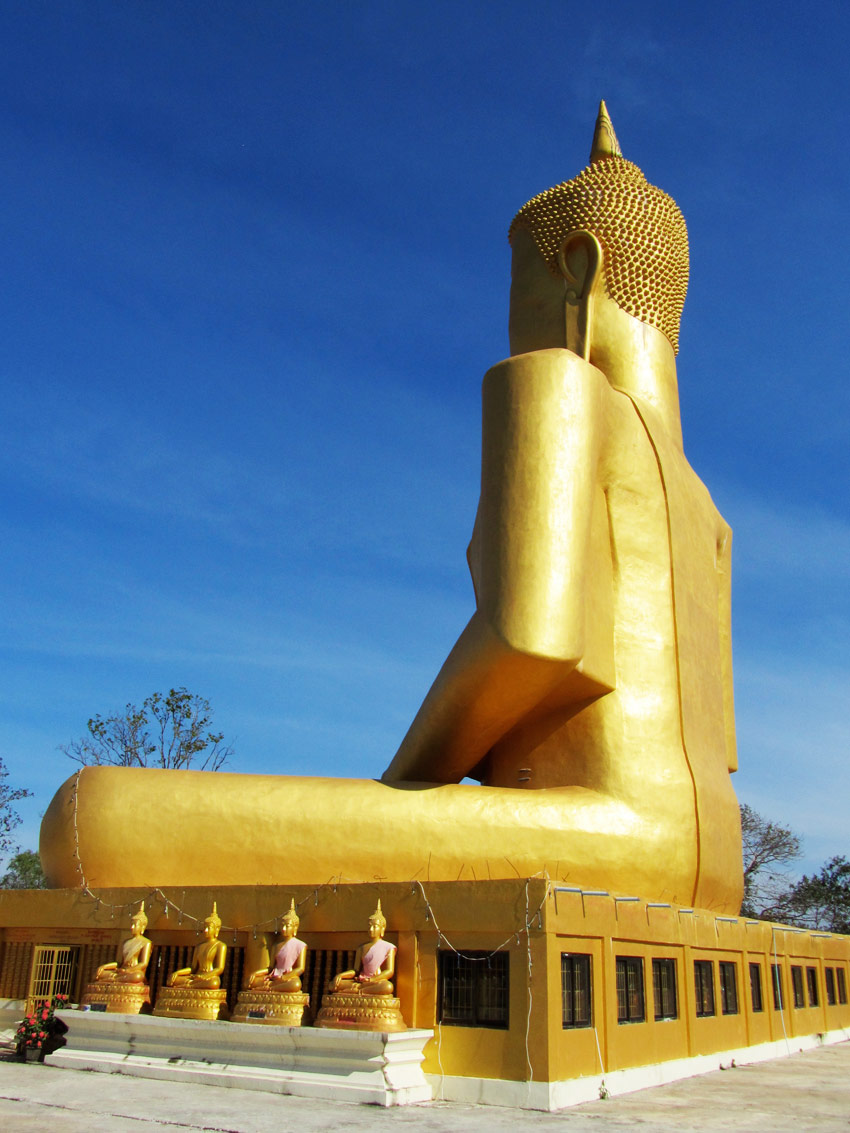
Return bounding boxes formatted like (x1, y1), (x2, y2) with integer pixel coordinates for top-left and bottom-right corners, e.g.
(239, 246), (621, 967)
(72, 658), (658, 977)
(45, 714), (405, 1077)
(15, 994), (69, 1057)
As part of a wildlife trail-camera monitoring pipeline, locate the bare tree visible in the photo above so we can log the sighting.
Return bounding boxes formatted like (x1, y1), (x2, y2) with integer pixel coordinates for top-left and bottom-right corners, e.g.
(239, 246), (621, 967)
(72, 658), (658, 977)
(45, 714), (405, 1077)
(60, 688), (232, 771)
(782, 856), (850, 934)
(1, 758), (31, 858)
(740, 803), (803, 918)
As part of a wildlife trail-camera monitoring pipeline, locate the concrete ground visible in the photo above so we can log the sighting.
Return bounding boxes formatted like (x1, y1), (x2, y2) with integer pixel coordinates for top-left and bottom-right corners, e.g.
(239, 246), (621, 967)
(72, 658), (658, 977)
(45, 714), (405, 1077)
(0, 1042), (847, 1132)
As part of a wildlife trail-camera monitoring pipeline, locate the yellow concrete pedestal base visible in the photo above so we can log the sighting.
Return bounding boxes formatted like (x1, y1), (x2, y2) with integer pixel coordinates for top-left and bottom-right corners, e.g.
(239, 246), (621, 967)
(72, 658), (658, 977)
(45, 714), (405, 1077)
(315, 992), (406, 1032)
(230, 989), (310, 1026)
(81, 982), (151, 1014)
(152, 987), (228, 1021)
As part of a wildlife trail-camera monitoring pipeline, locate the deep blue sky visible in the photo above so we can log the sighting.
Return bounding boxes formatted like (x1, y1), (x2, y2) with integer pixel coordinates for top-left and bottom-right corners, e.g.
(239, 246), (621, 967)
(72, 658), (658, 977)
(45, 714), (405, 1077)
(1, 2), (847, 877)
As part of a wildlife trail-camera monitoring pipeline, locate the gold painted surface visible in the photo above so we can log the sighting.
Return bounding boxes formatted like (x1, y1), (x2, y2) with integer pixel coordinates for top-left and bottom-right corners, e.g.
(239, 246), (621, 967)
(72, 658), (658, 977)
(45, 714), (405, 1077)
(246, 897), (307, 992)
(315, 993), (406, 1032)
(509, 107), (688, 353)
(152, 986), (229, 1021)
(39, 104), (742, 913)
(80, 981), (150, 1014)
(89, 902), (151, 986)
(230, 989), (309, 1025)
(167, 903), (227, 989)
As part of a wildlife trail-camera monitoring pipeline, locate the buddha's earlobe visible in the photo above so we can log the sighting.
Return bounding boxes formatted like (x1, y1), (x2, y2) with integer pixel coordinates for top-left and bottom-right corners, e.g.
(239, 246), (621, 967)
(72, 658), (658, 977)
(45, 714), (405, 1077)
(557, 229), (602, 361)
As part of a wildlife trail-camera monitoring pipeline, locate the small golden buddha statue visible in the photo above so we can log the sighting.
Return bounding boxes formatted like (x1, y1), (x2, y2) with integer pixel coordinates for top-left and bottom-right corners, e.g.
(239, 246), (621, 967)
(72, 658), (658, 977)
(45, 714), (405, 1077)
(152, 903), (229, 1020)
(330, 900), (395, 995)
(316, 901), (405, 1030)
(231, 898), (311, 1025)
(96, 902), (152, 984)
(169, 903), (227, 989)
(81, 902), (152, 1013)
(247, 899), (307, 991)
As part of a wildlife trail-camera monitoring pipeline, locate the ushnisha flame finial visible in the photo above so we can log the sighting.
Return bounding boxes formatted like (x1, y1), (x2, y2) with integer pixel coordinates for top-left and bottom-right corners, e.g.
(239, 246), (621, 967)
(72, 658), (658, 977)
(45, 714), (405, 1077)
(589, 99), (622, 163)
(369, 899), (387, 929)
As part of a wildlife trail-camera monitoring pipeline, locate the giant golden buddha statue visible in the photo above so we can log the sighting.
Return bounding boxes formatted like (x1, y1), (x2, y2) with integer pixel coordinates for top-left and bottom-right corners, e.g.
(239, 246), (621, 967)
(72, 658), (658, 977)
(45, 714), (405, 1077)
(41, 104), (743, 913)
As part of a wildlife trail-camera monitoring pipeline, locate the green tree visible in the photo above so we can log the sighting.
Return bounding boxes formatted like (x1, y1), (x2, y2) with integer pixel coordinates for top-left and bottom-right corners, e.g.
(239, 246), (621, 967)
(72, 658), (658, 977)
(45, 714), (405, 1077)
(0, 758), (31, 856)
(739, 803), (802, 919)
(60, 688), (232, 771)
(782, 856), (850, 934)
(0, 849), (46, 889)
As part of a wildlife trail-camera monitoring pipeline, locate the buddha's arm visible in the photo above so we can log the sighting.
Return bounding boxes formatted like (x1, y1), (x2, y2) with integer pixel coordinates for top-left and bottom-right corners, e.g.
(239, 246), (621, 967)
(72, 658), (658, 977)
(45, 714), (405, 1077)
(96, 960), (118, 978)
(209, 942), (227, 977)
(331, 948), (361, 990)
(383, 350), (612, 783)
(369, 944), (395, 983)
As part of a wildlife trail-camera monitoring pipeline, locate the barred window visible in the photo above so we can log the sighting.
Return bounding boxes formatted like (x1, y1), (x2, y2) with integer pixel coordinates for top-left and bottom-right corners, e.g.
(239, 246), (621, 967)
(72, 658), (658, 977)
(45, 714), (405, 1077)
(652, 958), (677, 1020)
(438, 951), (509, 1029)
(791, 966), (804, 1008)
(825, 967), (836, 1006)
(694, 960), (715, 1017)
(837, 967), (847, 1004)
(771, 963), (784, 1010)
(561, 953), (592, 1029)
(749, 963), (763, 1012)
(806, 966), (819, 1007)
(616, 956), (645, 1024)
(719, 961), (738, 1015)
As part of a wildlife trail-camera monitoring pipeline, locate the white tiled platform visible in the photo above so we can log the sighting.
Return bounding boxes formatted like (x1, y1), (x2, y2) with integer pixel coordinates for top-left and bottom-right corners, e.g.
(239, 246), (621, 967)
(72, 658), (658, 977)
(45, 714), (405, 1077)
(45, 1011), (433, 1106)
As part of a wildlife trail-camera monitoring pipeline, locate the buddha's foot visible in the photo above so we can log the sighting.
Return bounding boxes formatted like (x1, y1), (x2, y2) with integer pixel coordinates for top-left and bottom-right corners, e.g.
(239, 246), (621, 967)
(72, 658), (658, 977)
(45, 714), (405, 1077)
(315, 992), (406, 1032)
(230, 989), (310, 1026)
(81, 981), (151, 1014)
(152, 986), (229, 1021)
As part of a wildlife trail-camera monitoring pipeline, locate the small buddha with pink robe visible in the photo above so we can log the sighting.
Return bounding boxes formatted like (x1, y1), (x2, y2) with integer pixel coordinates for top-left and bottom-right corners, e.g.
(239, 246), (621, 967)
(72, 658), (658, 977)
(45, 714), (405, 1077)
(330, 900), (395, 996)
(247, 899), (307, 993)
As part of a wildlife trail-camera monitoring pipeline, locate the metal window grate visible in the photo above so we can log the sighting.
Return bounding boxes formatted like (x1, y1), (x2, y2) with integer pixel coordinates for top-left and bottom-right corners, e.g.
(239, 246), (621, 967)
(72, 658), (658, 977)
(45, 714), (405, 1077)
(719, 961), (738, 1015)
(836, 967), (847, 1004)
(561, 953), (592, 1028)
(27, 945), (79, 1010)
(825, 967), (836, 1006)
(771, 963), (784, 1010)
(749, 962), (763, 1012)
(616, 956), (645, 1024)
(652, 958), (677, 1020)
(438, 951), (509, 1029)
(791, 965), (804, 1008)
(0, 942), (35, 999)
(694, 960), (715, 1017)
(806, 966), (819, 1007)
(304, 949), (356, 1017)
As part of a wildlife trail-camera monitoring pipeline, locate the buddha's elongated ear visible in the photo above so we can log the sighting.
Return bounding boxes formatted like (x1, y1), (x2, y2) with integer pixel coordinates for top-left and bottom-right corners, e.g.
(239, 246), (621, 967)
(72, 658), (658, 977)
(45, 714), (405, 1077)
(557, 229), (603, 361)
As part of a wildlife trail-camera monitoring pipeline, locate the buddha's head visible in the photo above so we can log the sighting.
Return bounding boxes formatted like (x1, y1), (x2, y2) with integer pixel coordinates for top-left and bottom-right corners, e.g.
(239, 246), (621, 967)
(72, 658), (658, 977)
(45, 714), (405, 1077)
(508, 102), (688, 443)
(368, 899), (387, 940)
(203, 902), (222, 940)
(281, 898), (300, 939)
(130, 901), (148, 936)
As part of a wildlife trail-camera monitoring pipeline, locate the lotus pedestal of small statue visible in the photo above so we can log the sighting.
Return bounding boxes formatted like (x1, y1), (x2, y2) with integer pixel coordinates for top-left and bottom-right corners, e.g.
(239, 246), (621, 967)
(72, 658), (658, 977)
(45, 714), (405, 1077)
(232, 898), (311, 1025)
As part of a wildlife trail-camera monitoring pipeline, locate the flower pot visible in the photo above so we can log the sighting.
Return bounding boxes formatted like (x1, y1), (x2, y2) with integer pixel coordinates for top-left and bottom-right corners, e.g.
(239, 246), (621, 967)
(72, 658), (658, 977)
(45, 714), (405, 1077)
(24, 1047), (42, 1062)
